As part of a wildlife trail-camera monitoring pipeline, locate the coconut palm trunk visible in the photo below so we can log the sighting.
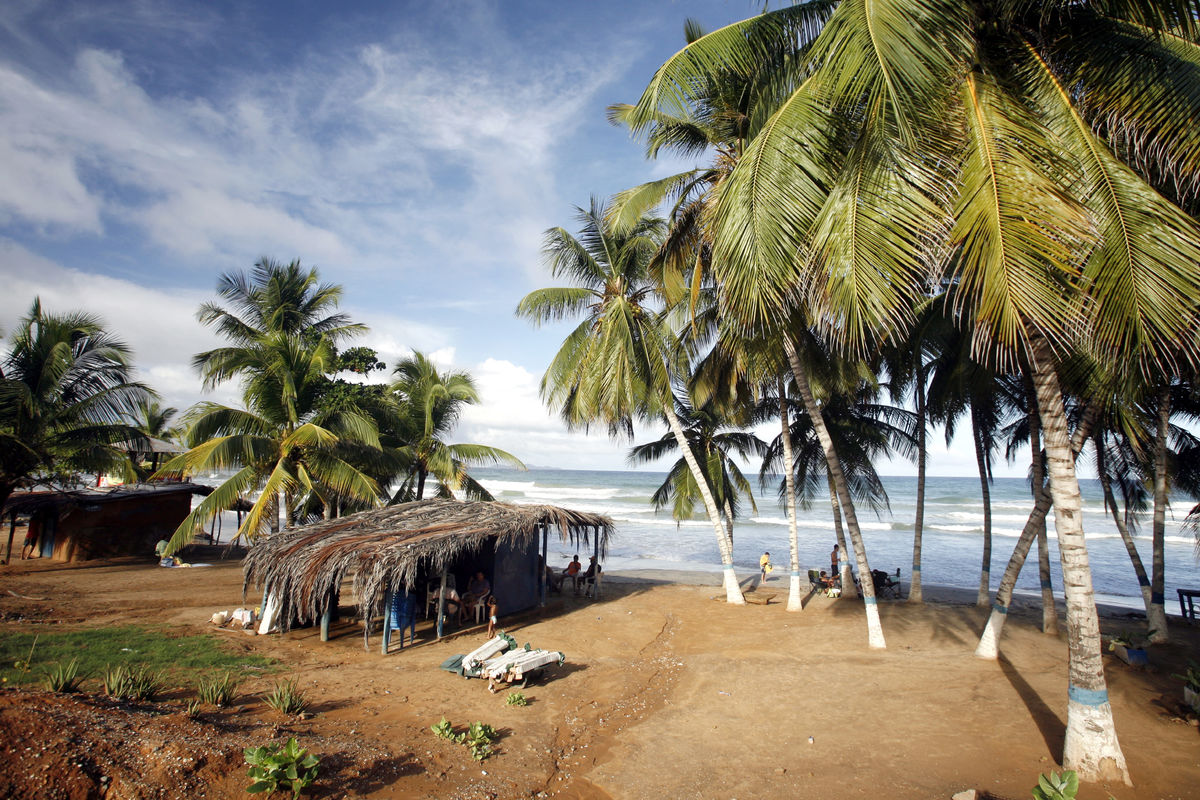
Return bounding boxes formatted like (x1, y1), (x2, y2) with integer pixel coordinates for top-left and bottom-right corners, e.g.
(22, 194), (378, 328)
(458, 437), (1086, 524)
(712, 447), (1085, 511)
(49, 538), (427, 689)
(1094, 433), (1153, 623)
(1030, 341), (1129, 784)
(827, 475), (855, 598)
(662, 401), (744, 604)
(910, 375), (927, 603)
(785, 339), (883, 647)
(1148, 387), (1170, 644)
(977, 389), (1102, 657)
(779, 378), (803, 611)
(1031, 406), (1058, 636)
(973, 410), (992, 606)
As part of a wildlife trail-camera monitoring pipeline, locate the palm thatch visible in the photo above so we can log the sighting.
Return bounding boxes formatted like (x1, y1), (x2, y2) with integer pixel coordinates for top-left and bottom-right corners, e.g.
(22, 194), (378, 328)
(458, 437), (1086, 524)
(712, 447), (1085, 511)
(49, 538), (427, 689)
(242, 498), (612, 644)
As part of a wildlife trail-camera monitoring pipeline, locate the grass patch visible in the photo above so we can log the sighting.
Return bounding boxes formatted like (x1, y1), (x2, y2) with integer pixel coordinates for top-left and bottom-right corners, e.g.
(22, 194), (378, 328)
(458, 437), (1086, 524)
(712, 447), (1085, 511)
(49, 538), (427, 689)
(0, 626), (274, 688)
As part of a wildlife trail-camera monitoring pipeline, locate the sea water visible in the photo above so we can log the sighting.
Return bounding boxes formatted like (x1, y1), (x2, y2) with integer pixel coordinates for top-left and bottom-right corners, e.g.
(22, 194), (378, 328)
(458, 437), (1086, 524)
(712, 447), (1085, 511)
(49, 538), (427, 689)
(472, 467), (1200, 615)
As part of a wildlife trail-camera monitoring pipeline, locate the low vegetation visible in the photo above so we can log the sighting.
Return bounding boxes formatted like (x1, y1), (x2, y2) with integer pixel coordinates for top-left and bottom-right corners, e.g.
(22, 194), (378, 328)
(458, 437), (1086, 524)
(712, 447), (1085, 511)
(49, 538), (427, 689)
(0, 626), (274, 688)
(196, 671), (240, 707)
(432, 717), (499, 761)
(244, 737), (319, 798)
(263, 678), (308, 716)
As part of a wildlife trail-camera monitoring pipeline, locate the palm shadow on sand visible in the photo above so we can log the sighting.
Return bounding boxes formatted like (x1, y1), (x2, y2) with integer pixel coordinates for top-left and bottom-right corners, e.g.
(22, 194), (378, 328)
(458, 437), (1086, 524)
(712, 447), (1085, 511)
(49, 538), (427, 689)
(998, 653), (1065, 762)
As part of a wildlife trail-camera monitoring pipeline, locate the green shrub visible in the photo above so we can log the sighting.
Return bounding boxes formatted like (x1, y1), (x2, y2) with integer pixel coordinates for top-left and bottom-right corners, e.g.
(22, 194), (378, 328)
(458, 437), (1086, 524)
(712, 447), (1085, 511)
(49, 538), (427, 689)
(505, 691), (528, 706)
(430, 718), (498, 761)
(102, 664), (162, 701)
(197, 671), (240, 707)
(185, 699), (202, 719)
(42, 658), (86, 693)
(244, 737), (319, 798)
(263, 679), (308, 716)
(1032, 770), (1079, 800)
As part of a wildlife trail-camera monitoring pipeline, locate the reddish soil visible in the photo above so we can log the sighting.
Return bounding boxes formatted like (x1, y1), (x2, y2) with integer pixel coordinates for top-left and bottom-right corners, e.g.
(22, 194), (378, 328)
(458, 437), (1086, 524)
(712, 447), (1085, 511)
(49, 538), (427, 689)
(1, 552), (1198, 799)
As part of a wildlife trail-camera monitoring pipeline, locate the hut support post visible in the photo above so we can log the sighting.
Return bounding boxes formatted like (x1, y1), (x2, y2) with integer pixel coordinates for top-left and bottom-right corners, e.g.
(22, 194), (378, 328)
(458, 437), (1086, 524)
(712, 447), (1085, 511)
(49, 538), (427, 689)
(593, 525), (601, 599)
(436, 568), (448, 639)
(3, 511), (16, 564)
(320, 589), (333, 642)
(540, 524), (549, 607)
(381, 589), (393, 654)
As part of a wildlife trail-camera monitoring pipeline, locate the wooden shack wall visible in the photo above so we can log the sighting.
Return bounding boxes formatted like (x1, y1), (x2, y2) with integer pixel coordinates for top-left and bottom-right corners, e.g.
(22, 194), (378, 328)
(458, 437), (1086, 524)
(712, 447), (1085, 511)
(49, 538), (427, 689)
(50, 492), (193, 562)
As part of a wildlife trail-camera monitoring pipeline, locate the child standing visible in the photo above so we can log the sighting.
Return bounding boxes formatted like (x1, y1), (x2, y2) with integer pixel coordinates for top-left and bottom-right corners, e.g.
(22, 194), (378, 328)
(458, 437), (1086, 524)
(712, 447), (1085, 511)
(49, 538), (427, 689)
(485, 595), (499, 638)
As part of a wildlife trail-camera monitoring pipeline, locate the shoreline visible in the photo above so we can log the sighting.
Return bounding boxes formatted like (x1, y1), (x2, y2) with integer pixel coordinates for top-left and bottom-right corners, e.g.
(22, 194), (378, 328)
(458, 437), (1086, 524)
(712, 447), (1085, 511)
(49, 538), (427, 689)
(603, 566), (1167, 619)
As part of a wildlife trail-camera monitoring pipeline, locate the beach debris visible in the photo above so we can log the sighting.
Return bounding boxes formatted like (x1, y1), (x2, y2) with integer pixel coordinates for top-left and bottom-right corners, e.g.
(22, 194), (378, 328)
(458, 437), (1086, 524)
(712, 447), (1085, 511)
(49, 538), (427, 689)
(951, 791), (977, 800)
(807, 736), (814, 744)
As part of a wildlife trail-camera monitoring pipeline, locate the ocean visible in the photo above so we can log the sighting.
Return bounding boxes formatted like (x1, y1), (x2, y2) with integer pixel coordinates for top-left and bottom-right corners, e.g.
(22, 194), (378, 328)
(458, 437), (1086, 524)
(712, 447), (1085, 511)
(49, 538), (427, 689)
(469, 467), (1200, 614)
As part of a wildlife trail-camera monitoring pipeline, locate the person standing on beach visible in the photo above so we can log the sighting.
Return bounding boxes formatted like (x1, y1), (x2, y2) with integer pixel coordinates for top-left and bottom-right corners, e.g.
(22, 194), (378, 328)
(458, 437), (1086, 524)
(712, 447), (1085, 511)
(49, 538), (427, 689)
(760, 551), (773, 583)
(831, 544), (839, 577)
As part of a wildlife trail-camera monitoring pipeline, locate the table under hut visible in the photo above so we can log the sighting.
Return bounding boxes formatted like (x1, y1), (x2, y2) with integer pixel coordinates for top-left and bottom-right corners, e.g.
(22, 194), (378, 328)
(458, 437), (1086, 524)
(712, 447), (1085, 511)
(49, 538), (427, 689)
(242, 498), (612, 653)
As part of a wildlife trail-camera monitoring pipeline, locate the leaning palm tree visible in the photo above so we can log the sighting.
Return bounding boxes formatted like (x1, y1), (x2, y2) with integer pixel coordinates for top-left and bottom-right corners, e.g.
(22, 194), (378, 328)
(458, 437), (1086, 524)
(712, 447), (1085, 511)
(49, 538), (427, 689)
(628, 1), (1200, 781)
(517, 199), (746, 603)
(0, 299), (151, 512)
(387, 351), (524, 502)
(628, 389), (765, 548)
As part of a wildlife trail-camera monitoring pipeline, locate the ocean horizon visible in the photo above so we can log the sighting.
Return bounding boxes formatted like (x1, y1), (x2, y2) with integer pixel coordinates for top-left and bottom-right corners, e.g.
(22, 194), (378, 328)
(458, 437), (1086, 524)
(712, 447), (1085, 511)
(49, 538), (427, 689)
(467, 466), (1200, 615)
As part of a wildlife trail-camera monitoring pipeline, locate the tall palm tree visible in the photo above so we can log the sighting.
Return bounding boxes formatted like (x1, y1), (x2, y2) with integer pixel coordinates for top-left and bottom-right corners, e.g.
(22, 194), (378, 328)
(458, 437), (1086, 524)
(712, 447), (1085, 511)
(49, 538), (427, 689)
(628, 2), (1200, 780)
(387, 351), (524, 502)
(0, 299), (151, 511)
(517, 200), (747, 604)
(628, 389), (765, 549)
(159, 332), (382, 550)
(158, 262), (380, 550)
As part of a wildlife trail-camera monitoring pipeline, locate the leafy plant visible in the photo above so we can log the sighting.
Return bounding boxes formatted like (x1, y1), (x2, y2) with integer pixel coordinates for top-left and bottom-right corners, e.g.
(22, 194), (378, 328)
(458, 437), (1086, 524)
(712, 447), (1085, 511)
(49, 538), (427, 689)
(1171, 660), (1200, 692)
(431, 717), (456, 740)
(185, 699), (202, 719)
(505, 691), (528, 707)
(244, 737), (319, 798)
(1032, 770), (1079, 800)
(463, 721), (498, 761)
(197, 671), (240, 707)
(42, 658), (86, 693)
(263, 678), (308, 716)
(430, 718), (499, 760)
(102, 664), (163, 701)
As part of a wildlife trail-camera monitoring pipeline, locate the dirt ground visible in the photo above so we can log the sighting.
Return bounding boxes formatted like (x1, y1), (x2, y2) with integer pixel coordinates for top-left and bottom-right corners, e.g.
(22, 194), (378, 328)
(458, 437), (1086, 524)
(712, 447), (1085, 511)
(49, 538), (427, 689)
(1, 552), (1198, 800)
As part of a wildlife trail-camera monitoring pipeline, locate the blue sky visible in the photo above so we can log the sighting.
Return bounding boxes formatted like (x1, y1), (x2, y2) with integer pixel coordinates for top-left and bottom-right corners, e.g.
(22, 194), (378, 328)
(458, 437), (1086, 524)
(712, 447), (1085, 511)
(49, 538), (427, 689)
(0, 0), (1022, 477)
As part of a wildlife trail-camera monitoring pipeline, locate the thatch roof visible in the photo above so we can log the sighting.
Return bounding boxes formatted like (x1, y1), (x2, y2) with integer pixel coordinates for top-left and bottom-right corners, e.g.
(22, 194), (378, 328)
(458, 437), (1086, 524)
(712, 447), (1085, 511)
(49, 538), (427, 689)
(242, 498), (612, 643)
(115, 436), (183, 455)
(2, 482), (211, 517)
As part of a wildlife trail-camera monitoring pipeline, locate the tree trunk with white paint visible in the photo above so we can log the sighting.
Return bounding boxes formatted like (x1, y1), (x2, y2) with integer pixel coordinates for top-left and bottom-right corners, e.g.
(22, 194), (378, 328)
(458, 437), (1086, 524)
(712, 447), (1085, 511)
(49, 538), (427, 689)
(779, 378), (803, 611)
(1030, 339), (1129, 785)
(785, 339), (883, 648)
(663, 401), (744, 605)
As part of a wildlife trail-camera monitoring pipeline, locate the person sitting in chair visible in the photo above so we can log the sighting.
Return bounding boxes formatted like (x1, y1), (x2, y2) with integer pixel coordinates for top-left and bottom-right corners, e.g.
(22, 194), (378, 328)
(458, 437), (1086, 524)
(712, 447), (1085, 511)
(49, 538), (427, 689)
(580, 556), (602, 596)
(564, 554), (582, 592)
(462, 571), (491, 623)
(428, 580), (461, 622)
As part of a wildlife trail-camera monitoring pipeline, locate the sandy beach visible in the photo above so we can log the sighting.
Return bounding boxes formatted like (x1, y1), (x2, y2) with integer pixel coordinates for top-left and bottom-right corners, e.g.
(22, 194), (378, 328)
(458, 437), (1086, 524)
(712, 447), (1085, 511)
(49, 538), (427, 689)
(1, 553), (1198, 800)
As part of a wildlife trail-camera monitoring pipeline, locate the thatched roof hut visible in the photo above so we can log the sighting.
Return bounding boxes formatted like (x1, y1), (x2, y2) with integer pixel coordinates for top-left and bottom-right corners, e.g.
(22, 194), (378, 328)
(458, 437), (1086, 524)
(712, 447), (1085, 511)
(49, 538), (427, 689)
(243, 498), (612, 647)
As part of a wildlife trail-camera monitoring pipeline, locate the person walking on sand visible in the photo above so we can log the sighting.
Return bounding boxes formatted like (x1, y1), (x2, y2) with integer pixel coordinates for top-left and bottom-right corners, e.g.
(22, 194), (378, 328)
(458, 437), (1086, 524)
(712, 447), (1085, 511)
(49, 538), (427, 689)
(760, 551), (773, 583)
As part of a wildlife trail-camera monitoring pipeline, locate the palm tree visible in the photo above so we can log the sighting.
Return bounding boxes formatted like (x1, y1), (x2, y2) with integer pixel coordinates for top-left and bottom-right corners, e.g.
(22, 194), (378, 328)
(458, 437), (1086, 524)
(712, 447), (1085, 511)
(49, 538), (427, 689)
(159, 332), (383, 550)
(0, 299), (151, 512)
(158, 262), (380, 550)
(628, 389), (765, 549)
(387, 351), (524, 502)
(628, 3), (1200, 780)
(517, 200), (747, 604)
